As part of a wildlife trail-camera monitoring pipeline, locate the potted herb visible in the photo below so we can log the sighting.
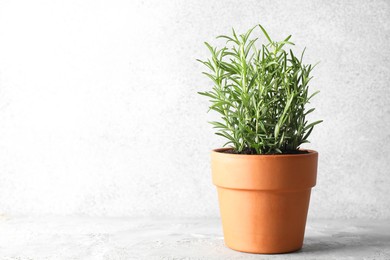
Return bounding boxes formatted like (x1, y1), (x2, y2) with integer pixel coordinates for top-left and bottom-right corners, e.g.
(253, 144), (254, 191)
(198, 25), (322, 254)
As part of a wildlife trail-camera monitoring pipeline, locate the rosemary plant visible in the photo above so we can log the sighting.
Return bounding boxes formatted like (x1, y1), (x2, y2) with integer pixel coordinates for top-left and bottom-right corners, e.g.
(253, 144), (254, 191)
(198, 25), (322, 154)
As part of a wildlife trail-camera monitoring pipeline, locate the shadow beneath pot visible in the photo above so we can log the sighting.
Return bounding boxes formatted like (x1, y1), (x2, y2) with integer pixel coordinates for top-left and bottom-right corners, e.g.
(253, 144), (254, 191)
(299, 228), (390, 257)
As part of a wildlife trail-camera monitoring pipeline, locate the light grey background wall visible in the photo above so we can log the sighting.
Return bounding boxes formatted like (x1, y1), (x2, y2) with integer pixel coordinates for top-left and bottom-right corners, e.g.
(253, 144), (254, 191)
(0, 0), (389, 219)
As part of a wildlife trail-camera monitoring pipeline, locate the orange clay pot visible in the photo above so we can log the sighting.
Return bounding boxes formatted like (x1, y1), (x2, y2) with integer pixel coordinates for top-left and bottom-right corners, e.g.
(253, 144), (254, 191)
(211, 148), (318, 254)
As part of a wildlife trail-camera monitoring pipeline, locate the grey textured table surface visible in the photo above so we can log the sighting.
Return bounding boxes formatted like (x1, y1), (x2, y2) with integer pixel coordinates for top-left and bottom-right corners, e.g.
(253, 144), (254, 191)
(0, 216), (389, 259)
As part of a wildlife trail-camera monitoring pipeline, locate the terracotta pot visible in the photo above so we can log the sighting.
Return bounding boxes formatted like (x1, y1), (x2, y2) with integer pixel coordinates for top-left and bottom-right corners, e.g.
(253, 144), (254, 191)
(211, 148), (318, 254)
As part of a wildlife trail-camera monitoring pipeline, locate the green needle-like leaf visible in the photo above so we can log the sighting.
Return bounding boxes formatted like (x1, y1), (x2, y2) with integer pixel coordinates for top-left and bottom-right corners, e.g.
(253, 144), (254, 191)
(258, 24), (273, 44)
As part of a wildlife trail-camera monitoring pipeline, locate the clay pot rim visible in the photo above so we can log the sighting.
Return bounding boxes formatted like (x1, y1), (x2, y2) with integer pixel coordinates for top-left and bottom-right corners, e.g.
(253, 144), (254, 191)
(212, 147), (318, 158)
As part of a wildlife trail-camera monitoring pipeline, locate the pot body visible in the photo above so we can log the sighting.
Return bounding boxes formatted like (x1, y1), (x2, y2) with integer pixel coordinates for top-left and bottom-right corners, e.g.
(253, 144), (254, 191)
(211, 148), (318, 254)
